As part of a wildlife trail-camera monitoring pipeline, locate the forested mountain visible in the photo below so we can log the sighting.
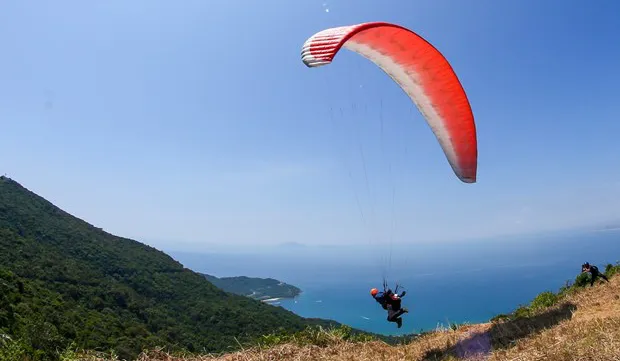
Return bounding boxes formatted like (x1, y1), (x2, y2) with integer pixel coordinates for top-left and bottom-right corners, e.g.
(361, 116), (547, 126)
(0, 176), (337, 360)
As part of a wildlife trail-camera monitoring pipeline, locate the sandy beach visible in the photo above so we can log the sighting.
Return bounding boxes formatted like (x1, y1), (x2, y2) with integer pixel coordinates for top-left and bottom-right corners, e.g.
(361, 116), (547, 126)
(261, 297), (283, 303)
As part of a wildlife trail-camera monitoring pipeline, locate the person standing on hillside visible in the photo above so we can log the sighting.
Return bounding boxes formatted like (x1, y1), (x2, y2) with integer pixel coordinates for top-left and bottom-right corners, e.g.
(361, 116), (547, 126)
(582, 262), (609, 286)
(370, 287), (409, 328)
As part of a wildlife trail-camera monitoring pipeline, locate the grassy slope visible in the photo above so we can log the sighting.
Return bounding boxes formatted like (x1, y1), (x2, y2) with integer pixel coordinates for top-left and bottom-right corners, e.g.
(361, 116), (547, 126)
(76, 264), (620, 361)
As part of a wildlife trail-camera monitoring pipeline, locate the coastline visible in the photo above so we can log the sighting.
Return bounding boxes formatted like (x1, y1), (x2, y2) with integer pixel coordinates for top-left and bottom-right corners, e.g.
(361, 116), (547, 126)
(261, 297), (283, 303)
(261, 290), (303, 304)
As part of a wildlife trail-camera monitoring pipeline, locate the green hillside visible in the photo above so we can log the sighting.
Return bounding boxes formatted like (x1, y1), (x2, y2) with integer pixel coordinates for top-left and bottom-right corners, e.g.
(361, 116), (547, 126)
(202, 274), (301, 300)
(0, 176), (338, 360)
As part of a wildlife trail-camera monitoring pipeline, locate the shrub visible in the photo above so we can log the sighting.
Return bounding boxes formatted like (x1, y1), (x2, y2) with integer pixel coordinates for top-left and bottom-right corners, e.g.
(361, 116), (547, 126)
(605, 262), (620, 278)
(529, 291), (559, 311)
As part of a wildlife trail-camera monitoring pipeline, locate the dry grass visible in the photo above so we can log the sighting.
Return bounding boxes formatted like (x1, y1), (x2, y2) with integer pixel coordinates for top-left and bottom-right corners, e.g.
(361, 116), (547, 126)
(70, 275), (620, 361)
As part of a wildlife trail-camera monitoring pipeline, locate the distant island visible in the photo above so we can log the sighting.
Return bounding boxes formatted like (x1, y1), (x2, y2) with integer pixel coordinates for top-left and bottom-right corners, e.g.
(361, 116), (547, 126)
(202, 273), (301, 302)
(602, 224), (620, 230)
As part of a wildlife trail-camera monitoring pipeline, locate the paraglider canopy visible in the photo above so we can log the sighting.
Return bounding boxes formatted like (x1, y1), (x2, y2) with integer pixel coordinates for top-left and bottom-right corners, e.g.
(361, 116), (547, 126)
(301, 21), (478, 183)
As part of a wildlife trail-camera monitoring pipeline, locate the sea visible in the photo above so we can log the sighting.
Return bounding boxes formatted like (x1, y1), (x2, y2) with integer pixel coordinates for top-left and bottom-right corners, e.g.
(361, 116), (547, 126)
(170, 229), (620, 336)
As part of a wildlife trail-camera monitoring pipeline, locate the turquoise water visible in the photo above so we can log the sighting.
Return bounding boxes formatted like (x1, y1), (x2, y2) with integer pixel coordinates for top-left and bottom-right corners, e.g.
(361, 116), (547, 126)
(172, 229), (620, 336)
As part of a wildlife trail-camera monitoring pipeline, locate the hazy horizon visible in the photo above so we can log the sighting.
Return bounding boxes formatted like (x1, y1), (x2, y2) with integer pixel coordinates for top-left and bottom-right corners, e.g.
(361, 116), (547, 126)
(166, 228), (620, 281)
(143, 221), (615, 255)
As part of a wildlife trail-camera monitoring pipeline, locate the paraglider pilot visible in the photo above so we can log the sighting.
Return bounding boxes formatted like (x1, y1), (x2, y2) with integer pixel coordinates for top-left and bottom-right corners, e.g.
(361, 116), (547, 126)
(370, 286), (408, 328)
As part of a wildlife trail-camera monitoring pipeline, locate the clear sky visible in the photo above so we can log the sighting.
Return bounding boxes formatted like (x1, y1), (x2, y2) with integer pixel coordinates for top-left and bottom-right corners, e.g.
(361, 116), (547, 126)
(1, 0), (620, 253)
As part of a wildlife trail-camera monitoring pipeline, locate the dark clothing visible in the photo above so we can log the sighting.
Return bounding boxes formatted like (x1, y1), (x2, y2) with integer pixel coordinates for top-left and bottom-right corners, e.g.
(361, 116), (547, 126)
(373, 291), (389, 310)
(373, 289), (407, 327)
(373, 289), (406, 309)
(387, 308), (407, 322)
(586, 265), (609, 286)
(389, 293), (403, 311)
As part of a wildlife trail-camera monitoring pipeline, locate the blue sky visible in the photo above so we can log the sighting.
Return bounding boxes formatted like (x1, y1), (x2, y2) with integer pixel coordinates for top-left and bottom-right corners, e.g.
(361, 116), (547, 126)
(1, 0), (620, 253)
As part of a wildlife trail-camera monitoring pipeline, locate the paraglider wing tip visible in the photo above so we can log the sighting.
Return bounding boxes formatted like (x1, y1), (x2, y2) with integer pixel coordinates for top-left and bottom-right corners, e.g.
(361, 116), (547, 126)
(300, 23), (383, 68)
(301, 46), (333, 68)
(460, 175), (477, 184)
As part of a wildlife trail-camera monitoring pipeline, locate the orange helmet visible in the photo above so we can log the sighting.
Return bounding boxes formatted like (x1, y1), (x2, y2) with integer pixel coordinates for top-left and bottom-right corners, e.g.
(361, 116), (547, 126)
(370, 288), (379, 296)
